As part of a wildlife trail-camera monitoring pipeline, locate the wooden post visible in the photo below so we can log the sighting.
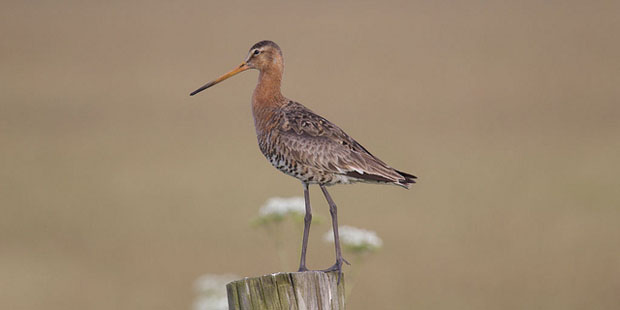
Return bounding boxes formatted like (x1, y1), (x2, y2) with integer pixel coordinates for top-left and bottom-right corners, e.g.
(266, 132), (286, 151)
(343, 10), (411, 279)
(226, 271), (345, 310)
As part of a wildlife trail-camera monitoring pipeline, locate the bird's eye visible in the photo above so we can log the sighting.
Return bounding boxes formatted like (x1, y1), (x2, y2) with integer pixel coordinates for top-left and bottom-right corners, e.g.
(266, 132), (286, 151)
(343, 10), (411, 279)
(253, 49), (261, 55)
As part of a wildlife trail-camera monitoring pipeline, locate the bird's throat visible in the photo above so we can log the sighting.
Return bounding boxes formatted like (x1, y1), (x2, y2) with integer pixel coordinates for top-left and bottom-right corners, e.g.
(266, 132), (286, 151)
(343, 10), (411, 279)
(253, 70), (284, 106)
(252, 69), (286, 134)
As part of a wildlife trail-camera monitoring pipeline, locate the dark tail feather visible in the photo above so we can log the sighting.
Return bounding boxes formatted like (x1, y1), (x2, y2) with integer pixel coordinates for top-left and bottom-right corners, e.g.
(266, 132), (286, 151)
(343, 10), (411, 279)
(345, 171), (394, 183)
(396, 170), (417, 188)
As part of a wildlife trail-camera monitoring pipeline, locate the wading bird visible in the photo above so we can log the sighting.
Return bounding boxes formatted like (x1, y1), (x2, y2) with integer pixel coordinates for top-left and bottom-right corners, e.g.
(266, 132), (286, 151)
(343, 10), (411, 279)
(190, 41), (416, 281)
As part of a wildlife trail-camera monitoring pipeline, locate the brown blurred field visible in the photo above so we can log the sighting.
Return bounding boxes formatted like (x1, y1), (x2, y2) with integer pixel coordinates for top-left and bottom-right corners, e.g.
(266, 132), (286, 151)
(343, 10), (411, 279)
(2, 0), (620, 309)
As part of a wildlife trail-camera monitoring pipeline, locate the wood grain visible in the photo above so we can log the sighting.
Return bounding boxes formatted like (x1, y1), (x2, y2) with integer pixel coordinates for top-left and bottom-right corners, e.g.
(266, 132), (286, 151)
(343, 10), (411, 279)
(227, 271), (345, 310)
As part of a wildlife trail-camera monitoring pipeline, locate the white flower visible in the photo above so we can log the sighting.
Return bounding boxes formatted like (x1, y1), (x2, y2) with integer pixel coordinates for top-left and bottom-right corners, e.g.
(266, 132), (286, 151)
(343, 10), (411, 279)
(193, 274), (238, 310)
(193, 296), (229, 310)
(258, 197), (305, 217)
(323, 226), (383, 252)
(194, 273), (238, 294)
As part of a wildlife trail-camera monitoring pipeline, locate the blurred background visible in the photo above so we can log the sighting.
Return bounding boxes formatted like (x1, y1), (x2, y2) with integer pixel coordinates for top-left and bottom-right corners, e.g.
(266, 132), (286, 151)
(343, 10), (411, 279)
(2, 0), (619, 309)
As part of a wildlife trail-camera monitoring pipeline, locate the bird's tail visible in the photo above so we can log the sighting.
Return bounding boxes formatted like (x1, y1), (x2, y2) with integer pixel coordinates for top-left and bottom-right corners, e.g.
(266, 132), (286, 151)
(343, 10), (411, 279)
(395, 170), (417, 189)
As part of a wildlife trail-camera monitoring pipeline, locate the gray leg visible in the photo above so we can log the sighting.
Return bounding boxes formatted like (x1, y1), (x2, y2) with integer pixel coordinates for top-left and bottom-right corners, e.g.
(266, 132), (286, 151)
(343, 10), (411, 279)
(298, 182), (312, 272)
(320, 185), (350, 282)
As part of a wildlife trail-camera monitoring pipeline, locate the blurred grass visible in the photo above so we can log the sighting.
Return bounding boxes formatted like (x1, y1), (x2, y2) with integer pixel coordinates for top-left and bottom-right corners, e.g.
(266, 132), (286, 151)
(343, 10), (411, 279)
(2, 0), (620, 309)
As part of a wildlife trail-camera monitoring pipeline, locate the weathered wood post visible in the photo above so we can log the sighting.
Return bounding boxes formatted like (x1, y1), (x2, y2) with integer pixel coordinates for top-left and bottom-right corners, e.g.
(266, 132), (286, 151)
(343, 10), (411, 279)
(226, 271), (345, 309)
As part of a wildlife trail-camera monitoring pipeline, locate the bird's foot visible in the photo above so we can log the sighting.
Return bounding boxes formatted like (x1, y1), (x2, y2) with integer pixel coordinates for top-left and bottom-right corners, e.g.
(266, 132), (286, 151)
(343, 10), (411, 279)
(321, 257), (350, 284)
(297, 265), (309, 272)
(322, 257), (351, 271)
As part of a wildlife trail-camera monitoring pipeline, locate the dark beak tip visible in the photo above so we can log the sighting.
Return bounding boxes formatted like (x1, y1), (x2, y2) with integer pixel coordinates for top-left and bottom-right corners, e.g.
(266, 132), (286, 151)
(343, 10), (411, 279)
(189, 86), (208, 97)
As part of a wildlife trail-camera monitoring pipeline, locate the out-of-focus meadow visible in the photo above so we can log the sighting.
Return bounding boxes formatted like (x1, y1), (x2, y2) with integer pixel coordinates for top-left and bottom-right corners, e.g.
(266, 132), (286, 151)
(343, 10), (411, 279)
(2, 0), (619, 309)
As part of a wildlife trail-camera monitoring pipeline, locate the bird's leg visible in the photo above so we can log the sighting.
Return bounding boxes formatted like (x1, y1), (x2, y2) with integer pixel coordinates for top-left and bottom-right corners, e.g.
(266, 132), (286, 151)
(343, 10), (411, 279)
(298, 182), (312, 272)
(319, 185), (350, 282)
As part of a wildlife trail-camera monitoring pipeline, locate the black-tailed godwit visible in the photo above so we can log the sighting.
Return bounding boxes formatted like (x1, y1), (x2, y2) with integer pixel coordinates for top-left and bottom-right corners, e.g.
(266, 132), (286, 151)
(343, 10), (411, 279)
(190, 40), (416, 281)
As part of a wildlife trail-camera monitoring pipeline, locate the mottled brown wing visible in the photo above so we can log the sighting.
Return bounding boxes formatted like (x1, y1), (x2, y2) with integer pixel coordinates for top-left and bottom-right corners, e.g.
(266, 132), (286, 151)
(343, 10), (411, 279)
(277, 102), (407, 184)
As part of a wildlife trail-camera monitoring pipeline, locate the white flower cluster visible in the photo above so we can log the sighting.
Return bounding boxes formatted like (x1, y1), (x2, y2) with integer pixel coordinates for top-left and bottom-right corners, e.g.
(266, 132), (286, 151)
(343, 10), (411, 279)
(324, 226), (383, 251)
(193, 274), (238, 310)
(258, 197), (306, 217)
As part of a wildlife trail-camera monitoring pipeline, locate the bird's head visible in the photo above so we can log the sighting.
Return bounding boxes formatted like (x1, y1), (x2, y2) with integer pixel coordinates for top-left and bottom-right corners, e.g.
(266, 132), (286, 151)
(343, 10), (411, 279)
(190, 40), (283, 96)
(245, 40), (283, 72)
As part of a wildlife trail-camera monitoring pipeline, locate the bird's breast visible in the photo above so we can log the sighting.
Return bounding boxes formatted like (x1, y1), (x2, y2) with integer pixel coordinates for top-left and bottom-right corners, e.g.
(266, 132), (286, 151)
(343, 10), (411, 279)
(256, 131), (352, 185)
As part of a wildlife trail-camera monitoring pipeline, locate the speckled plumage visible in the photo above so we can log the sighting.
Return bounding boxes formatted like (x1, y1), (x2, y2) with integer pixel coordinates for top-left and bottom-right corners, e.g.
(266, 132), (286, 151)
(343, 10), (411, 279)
(256, 100), (417, 187)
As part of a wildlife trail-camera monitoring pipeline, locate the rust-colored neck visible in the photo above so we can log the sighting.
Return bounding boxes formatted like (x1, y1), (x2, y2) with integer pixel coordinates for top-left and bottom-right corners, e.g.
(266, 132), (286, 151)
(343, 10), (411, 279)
(252, 66), (286, 132)
(252, 68), (285, 106)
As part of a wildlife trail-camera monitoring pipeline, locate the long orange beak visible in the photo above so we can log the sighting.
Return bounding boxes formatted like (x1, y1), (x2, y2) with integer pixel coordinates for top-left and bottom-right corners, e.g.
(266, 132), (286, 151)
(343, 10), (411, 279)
(190, 62), (251, 96)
